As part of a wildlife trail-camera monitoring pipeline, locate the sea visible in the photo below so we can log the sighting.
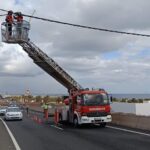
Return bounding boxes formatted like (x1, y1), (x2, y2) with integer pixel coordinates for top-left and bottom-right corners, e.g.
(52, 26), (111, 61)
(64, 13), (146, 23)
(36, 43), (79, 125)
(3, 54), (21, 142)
(111, 94), (150, 99)
(50, 93), (150, 99)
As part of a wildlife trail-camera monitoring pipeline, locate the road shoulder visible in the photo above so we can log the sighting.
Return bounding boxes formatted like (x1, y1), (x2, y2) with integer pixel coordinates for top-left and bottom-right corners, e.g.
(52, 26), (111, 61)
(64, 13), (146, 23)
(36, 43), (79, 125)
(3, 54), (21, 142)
(0, 118), (19, 150)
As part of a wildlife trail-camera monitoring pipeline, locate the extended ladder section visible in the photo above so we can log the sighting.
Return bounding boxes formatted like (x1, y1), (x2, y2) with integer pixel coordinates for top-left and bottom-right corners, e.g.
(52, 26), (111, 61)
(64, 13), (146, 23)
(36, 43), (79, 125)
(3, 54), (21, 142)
(19, 41), (82, 91)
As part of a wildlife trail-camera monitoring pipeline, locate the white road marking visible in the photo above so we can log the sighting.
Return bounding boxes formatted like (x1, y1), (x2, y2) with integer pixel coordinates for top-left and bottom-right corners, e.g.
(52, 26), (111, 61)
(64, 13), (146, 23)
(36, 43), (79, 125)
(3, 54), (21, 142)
(107, 125), (150, 137)
(51, 125), (64, 130)
(0, 118), (21, 150)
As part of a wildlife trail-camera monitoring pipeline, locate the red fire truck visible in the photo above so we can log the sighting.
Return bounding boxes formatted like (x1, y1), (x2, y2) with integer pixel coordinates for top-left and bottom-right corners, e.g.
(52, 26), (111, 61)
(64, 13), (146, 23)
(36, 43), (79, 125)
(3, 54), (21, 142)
(58, 89), (112, 127)
(1, 16), (112, 127)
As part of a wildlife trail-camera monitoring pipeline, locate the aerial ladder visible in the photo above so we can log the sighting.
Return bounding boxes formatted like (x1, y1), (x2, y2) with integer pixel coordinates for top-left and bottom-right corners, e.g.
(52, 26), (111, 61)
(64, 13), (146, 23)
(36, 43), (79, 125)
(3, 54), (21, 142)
(1, 19), (112, 127)
(1, 20), (82, 92)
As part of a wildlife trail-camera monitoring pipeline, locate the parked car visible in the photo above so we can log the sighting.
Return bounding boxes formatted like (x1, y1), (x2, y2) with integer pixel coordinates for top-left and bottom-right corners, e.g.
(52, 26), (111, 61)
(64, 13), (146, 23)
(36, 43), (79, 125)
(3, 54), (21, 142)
(5, 107), (23, 121)
(0, 106), (7, 115)
(9, 104), (18, 108)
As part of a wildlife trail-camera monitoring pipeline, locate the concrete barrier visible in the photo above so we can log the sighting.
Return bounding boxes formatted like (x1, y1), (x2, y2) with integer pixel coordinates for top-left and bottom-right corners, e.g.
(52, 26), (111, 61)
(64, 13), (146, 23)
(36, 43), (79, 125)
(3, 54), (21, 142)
(136, 116), (150, 130)
(111, 113), (150, 131)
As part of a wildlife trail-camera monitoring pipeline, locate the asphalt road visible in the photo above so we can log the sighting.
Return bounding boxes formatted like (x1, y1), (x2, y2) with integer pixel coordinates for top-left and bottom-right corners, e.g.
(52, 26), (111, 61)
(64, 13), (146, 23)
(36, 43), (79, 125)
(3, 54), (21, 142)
(2, 112), (150, 150)
(0, 119), (16, 150)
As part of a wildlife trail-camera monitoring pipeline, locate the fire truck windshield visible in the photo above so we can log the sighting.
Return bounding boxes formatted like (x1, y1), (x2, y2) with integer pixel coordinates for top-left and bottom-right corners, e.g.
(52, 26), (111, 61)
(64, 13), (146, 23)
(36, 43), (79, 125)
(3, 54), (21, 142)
(82, 93), (109, 106)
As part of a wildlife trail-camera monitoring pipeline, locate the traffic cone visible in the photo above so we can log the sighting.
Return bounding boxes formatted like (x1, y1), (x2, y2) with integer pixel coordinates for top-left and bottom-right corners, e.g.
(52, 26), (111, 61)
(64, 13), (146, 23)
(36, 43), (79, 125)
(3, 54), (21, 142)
(35, 116), (38, 122)
(30, 115), (33, 120)
(34, 115), (37, 122)
(31, 115), (34, 120)
(38, 118), (42, 124)
(33, 115), (35, 120)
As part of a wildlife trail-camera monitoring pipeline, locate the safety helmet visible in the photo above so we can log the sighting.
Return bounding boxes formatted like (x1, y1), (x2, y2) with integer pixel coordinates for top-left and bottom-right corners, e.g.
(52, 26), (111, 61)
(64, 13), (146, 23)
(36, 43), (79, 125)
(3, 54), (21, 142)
(8, 10), (13, 15)
(17, 12), (22, 16)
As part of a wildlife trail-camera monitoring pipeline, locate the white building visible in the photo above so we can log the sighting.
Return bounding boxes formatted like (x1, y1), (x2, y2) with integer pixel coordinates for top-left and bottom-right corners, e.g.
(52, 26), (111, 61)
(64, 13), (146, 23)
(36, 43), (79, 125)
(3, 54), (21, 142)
(111, 102), (150, 116)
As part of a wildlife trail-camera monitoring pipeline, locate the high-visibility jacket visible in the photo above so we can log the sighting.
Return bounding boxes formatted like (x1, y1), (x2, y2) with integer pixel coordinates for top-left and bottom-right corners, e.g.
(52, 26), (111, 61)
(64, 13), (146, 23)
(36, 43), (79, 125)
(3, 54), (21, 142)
(5, 15), (13, 24)
(42, 104), (48, 109)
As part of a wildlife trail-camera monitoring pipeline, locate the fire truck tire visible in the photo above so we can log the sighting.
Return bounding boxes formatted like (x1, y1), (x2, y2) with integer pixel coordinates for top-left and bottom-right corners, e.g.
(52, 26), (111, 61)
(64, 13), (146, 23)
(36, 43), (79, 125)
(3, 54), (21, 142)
(73, 116), (78, 127)
(100, 123), (106, 127)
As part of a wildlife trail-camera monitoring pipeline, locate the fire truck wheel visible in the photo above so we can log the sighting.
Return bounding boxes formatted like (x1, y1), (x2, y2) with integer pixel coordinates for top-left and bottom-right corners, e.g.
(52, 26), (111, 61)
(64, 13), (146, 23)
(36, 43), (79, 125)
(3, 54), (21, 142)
(100, 123), (106, 127)
(73, 116), (78, 127)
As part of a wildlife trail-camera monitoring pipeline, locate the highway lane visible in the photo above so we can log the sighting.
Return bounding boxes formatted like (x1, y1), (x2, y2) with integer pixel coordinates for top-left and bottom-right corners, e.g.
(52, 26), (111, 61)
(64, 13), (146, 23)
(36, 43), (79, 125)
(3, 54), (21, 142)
(3, 113), (150, 150)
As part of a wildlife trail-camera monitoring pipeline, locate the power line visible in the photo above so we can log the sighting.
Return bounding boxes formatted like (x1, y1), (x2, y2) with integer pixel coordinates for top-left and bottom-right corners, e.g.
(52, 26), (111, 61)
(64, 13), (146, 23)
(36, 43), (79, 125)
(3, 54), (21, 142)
(0, 14), (7, 16)
(1, 8), (150, 37)
(0, 9), (9, 17)
(22, 14), (150, 37)
(0, 9), (8, 12)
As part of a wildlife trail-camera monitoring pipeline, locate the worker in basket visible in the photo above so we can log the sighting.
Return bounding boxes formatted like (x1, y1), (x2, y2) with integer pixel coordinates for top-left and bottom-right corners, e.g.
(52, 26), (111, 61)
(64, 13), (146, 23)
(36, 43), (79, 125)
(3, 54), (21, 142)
(14, 12), (23, 39)
(5, 10), (14, 37)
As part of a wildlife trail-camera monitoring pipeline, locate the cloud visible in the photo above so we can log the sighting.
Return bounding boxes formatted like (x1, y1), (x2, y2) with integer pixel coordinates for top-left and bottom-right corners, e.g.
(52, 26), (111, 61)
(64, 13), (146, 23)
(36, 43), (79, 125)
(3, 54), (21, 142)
(1, 0), (150, 94)
(0, 44), (44, 77)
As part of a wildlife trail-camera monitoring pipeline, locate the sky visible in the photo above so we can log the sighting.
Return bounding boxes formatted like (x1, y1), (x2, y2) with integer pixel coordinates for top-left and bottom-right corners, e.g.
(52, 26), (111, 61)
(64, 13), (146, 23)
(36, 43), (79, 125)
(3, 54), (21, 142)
(1, 0), (150, 95)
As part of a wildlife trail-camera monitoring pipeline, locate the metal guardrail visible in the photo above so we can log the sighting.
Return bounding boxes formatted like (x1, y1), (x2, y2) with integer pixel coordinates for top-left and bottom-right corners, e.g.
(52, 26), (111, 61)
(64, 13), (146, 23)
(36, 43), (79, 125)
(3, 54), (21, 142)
(23, 107), (54, 117)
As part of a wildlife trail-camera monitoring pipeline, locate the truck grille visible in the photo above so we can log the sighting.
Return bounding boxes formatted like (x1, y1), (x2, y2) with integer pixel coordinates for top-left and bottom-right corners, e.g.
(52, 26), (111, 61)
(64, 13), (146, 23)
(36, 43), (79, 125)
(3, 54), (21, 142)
(87, 111), (108, 117)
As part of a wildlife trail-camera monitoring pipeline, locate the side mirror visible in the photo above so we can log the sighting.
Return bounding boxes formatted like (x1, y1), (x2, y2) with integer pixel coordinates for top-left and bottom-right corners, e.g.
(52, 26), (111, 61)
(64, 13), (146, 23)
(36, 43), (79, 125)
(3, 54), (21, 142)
(109, 95), (113, 104)
(109, 96), (113, 103)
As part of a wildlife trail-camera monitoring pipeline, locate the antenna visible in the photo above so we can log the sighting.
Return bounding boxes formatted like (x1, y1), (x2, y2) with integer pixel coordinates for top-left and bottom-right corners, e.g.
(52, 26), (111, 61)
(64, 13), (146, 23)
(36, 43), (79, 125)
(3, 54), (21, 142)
(29, 9), (36, 23)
